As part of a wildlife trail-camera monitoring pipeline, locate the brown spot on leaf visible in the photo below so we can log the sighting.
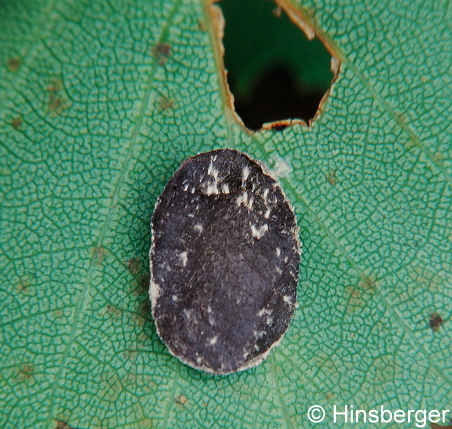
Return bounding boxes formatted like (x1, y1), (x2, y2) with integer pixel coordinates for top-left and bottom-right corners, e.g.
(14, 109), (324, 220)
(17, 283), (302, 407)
(54, 309), (64, 318)
(48, 93), (67, 114)
(126, 257), (142, 275)
(139, 274), (150, 291)
(137, 299), (151, 318)
(7, 57), (21, 72)
(46, 78), (63, 92)
(16, 276), (30, 294)
(175, 395), (188, 405)
(134, 277), (151, 325)
(429, 312), (444, 332)
(46, 78), (67, 115)
(349, 288), (360, 298)
(142, 380), (157, 392)
(326, 170), (337, 186)
(159, 96), (174, 110)
(55, 420), (76, 429)
(360, 276), (376, 291)
(431, 424), (452, 429)
(135, 316), (146, 326)
(345, 286), (364, 313)
(92, 245), (106, 264)
(11, 117), (23, 129)
(106, 304), (122, 318)
(16, 283), (29, 293)
(433, 153), (444, 162)
(18, 363), (33, 381)
(153, 43), (171, 65)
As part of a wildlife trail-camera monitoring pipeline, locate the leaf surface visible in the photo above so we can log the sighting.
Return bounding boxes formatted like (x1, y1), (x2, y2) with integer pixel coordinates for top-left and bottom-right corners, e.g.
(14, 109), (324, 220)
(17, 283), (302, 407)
(0, 0), (450, 428)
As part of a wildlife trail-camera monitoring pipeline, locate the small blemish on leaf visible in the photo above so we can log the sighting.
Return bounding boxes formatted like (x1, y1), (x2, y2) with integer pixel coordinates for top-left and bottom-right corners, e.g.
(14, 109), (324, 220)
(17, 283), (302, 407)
(18, 363), (33, 381)
(92, 245), (106, 264)
(139, 274), (150, 290)
(159, 96), (174, 110)
(326, 170), (337, 186)
(134, 276), (151, 325)
(175, 395), (188, 405)
(126, 257), (142, 275)
(47, 93), (67, 114)
(153, 43), (171, 65)
(55, 420), (76, 429)
(11, 117), (23, 129)
(135, 315), (146, 326)
(431, 423), (452, 429)
(346, 286), (365, 313)
(46, 78), (63, 92)
(16, 277), (30, 294)
(349, 288), (360, 298)
(7, 57), (21, 72)
(137, 299), (151, 318)
(270, 156), (292, 178)
(106, 304), (122, 318)
(433, 153), (444, 162)
(54, 309), (64, 318)
(359, 276), (376, 291)
(46, 78), (67, 115)
(429, 312), (444, 332)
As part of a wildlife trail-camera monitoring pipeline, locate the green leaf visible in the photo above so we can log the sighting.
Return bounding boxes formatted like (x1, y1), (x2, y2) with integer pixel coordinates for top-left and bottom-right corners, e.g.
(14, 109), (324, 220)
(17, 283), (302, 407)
(0, 0), (450, 428)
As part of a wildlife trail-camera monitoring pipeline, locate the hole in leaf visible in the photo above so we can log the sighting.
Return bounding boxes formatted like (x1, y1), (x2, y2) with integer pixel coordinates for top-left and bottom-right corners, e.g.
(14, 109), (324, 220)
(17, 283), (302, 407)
(213, 0), (340, 131)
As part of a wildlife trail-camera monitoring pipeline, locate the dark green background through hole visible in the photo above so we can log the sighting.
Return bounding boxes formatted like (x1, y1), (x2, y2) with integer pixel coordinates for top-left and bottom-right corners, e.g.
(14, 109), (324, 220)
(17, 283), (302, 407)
(218, 0), (334, 130)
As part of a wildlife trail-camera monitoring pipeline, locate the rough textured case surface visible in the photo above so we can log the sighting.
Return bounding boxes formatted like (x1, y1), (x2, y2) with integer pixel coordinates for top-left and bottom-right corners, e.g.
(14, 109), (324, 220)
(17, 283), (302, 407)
(150, 149), (300, 374)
